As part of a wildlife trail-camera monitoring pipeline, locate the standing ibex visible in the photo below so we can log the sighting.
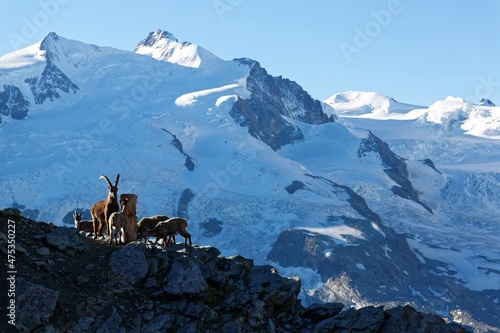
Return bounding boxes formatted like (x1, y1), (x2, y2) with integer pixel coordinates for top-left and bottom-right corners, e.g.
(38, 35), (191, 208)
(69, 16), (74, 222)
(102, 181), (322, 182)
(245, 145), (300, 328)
(108, 198), (128, 246)
(73, 210), (94, 233)
(90, 174), (120, 239)
(150, 217), (192, 246)
(137, 215), (169, 243)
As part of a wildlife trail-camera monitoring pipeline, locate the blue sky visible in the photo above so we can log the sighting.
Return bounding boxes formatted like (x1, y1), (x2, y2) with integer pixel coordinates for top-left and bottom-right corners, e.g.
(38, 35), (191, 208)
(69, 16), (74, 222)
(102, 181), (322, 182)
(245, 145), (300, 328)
(1, 0), (499, 106)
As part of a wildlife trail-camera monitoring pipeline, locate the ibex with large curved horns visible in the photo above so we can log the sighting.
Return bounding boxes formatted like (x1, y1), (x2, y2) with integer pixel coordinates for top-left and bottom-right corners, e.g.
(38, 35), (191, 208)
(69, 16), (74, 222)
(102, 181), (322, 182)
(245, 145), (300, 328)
(90, 174), (120, 239)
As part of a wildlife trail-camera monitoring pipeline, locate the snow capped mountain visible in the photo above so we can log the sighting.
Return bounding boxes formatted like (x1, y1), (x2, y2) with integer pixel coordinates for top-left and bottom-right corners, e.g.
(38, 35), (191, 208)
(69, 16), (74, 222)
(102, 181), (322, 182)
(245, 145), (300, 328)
(134, 29), (222, 68)
(325, 91), (424, 118)
(0, 31), (499, 331)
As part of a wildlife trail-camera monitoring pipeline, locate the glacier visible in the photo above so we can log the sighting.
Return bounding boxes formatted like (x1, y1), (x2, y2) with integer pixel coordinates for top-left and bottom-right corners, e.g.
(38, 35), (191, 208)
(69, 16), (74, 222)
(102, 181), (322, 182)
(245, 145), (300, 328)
(0, 30), (499, 330)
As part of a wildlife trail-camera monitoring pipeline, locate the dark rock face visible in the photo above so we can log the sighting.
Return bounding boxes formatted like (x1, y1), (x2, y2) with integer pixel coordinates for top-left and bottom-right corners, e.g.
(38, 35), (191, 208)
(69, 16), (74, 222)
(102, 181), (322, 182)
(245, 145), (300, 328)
(268, 224), (497, 331)
(0, 210), (471, 333)
(358, 131), (433, 213)
(45, 226), (86, 252)
(0, 85), (30, 120)
(134, 29), (178, 50)
(24, 60), (79, 104)
(230, 59), (335, 150)
(110, 243), (149, 284)
(479, 98), (495, 106)
(24, 33), (79, 105)
(162, 128), (195, 171)
(16, 279), (60, 333)
(200, 217), (223, 237)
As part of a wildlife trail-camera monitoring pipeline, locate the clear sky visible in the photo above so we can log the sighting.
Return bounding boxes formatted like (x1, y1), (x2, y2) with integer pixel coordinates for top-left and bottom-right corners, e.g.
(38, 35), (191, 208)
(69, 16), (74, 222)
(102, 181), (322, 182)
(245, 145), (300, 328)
(1, 0), (499, 106)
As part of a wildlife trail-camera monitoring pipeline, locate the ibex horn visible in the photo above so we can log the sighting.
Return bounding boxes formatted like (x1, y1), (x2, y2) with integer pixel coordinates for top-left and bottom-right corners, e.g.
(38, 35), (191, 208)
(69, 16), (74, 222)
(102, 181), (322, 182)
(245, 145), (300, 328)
(99, 175), (112, 187)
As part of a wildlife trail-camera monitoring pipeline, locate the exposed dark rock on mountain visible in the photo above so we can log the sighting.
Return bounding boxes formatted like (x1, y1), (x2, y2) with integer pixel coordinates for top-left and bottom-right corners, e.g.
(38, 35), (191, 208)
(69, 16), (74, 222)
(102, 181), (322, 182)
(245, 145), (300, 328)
(358, 131), (433, 213)
(24, 33), (79, 105)
(268, 225), (499, 333)
(162, 128), (195, 171)
(0, 210), (468, 333)
(0, 85), (30, 121)
(479, 98), (495, 107)
(230, 59), (335, 150)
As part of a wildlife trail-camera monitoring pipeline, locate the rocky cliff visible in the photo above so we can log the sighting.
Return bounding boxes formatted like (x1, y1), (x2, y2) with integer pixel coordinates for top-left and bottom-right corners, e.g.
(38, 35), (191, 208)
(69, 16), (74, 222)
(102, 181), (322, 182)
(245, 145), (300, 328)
(0, 210), (469, 333)
(230, 59), (335, 151)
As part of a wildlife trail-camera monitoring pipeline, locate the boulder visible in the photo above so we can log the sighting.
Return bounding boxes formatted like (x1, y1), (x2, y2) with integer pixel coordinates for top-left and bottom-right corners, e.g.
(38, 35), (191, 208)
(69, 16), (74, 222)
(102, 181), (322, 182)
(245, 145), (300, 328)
(46, 227), (85, 252)
(110, 243), (148, 285)
(16, 279), (59, 333)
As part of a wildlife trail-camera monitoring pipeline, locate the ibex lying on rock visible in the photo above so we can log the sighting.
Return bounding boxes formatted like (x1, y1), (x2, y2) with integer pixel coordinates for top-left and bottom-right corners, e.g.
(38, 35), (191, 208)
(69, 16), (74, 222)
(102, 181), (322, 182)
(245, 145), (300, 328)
(108, 198), (128, 246)
(90, 174), (120, 239)
(73, 210), (94, 233)
(137, 215), (169, 243)
(150, 217), (192, 246)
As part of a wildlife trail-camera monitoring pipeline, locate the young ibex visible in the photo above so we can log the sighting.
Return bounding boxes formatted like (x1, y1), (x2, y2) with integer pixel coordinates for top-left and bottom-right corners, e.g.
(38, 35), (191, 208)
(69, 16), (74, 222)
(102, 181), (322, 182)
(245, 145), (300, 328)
(108, 198), (128, 246)
(73, 210), (94, 233)
(150, 217), (192, 246)
(136, 215), (169, 243)
(90, 174), (120, 239)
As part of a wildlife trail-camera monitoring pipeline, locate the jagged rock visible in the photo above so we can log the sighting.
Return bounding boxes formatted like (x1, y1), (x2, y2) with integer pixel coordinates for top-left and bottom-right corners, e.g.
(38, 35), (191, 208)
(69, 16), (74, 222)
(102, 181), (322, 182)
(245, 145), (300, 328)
(381, 305), (466, 333)
(78, 316), (94, 331)
(45, 227), (85, 252)
(110, 242), (148, 285)
(248, 265), (301, 316)
(185, 245), (221, 279)
(0, 84), (30, 120)
(24, 33), (79, 105)
(141, 314), (175, 333)
(230, 59), (335, 150)
(358, 131), (432, 213)
(0, 211), (471, 333)
(16, 278), (59, 333)
(314, 306), (385, 332)
(37, 247), (50, 256)
(95, 308), (125, 333)
(302, 302), (345, 323)
(164, 254), (208, 294)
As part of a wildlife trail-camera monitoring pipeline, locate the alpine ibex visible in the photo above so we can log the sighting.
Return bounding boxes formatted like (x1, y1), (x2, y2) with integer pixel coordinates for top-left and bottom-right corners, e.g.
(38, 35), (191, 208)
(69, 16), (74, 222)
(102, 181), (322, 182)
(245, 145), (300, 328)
(150, 217), (192, 246)
(137, 215), (169, 243)
(108, 198), (128, 246)
(73, 210), (94, 233)
(90, 174), (120, 239)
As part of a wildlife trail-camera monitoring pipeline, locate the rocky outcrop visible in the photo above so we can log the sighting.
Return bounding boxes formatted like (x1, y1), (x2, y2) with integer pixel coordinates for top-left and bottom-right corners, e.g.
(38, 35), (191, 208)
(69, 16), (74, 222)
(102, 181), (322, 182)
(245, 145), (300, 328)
(24, 33), (79, 105)
(0, 85), (30, 120)
(0, 210), (469, 333)
(268, 225), (499, 332)
(230, 59), (335, 150)
(16, 279), (60, 333)
(161, 128), (195, 171)
(358, 131), (433, 213)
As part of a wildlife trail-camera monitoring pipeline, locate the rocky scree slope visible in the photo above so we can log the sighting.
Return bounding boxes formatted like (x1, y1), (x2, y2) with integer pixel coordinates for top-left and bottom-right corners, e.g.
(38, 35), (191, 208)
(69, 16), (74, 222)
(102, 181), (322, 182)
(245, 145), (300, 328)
(0, 210), (468, 333)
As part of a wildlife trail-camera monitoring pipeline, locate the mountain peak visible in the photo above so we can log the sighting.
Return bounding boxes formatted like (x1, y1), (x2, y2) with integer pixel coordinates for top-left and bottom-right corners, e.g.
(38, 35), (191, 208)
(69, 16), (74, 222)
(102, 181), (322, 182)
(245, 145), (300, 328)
(479, 98), (495, 106)
(135, 29), (178, 49)
(134, 29), (221, 68)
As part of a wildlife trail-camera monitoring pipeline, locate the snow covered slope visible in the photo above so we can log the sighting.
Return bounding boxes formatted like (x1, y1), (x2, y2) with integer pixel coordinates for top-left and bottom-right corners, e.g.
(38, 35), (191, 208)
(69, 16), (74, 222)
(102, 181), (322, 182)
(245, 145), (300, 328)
(0, 31), (498, 330)
(134, 29), (222, 68)
(326, 91), (500, 294)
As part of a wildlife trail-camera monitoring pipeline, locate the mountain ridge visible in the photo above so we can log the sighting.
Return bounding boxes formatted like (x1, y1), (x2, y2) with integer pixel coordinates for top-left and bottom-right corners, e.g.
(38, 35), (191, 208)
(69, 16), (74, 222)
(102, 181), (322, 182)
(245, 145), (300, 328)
(0, 31), (499, 332)
(0, 209), (470, 333)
